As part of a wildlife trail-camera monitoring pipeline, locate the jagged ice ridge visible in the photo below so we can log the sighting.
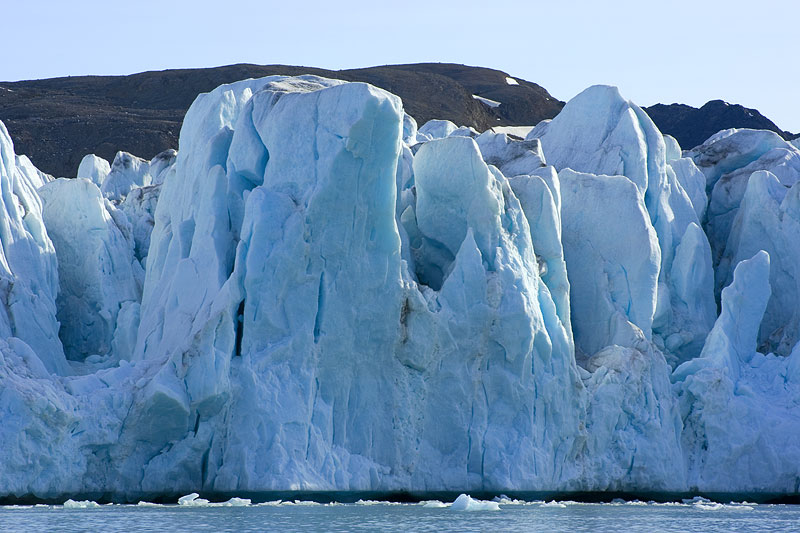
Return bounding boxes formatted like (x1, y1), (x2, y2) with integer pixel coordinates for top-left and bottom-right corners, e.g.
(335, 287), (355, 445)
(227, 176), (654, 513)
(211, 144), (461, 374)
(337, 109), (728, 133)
(1, 76), (799, 500)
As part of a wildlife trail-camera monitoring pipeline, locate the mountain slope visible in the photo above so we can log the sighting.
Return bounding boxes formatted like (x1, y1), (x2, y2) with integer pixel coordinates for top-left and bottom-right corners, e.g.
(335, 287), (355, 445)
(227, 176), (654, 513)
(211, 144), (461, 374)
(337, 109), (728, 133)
(645, 100), (796, 150)
(0, 63), (563, 177)
(2, 62), (796, 177)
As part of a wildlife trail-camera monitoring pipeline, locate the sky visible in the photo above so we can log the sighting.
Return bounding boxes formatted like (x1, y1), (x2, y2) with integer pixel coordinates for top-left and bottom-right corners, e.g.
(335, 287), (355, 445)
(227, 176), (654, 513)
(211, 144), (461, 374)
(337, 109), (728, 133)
(4, 0), (799, 132)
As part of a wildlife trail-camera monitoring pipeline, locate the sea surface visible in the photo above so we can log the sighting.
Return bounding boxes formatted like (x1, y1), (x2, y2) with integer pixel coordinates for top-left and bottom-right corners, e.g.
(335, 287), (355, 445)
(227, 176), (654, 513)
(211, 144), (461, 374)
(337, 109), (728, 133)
(1, 496), (797, 532)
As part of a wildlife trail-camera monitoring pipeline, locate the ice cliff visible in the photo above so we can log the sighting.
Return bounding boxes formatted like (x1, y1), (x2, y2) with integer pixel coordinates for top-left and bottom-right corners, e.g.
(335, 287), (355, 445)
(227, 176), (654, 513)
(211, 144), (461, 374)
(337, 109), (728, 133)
(1, 77), (799, 500)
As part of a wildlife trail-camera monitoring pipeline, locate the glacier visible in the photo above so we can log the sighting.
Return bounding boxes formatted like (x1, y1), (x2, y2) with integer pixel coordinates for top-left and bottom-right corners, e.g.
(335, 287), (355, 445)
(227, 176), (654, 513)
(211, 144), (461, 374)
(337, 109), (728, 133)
(0, 76), (799, 501)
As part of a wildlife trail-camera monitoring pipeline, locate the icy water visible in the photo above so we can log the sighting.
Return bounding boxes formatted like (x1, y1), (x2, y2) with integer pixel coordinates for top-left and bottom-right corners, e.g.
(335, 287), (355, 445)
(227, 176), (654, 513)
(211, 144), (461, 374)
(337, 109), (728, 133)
(1, 497), (798, 532)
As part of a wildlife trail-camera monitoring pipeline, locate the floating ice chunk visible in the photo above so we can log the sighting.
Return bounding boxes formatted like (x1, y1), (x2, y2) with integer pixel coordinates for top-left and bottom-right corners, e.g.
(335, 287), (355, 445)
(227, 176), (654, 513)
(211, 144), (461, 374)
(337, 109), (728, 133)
(77, 154), (111, 186)
(63, 499), (101, 509)
(355, 499), (404, 506)
(168, 493), (250, 507)
(450, 494), (501, 511)
(255, 500), (283, 506)
(541, 501), (566, 508)
(722, 503), (755, 510)
(221, 497), (251, 506)
(178, 493), (210, 506)
(694, 501), (725, 510)
(421, 500), (449, 508)
(492, 494), (510, 503)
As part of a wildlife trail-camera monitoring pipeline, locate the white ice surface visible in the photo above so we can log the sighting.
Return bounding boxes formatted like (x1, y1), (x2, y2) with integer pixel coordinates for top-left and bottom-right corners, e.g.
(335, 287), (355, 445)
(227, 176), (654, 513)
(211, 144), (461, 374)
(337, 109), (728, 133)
(674, 251), (800, 492)
(77, 154), (111, 186)
(39, 178), (142, 362)
(119, 184), (162, 268)
(475, 131), (546, 177)
(472, 95), (501, 108)
(0, 120), (67, 375)
(531, 85), (714, 364)
(16, 154), (53, 187)
(450, 494), (501, 511)
(559, 168), (659, 357)
(491, 125), (534, 138)
(417, 119), (457, 142)
(101, 151), (151, 200)
(687, 129), (800, 279)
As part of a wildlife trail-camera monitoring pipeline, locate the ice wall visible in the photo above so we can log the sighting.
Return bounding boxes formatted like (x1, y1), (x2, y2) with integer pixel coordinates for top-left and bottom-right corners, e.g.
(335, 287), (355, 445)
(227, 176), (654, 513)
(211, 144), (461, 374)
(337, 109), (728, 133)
(528, 85), (716, 364)
(126, 75), (588, 492)
(687, 130), (800, 354)
(1, 77), (800, 500)
(0, 121), (68, 375)
(39, 178), (142, 362)
(559, 169), (660, 357)
(674, 252), (800, 492)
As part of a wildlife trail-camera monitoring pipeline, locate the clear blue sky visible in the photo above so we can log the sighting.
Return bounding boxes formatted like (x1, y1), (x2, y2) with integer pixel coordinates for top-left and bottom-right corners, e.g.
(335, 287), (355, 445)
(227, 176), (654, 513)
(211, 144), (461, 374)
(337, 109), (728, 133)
(4, 0), (799, 134)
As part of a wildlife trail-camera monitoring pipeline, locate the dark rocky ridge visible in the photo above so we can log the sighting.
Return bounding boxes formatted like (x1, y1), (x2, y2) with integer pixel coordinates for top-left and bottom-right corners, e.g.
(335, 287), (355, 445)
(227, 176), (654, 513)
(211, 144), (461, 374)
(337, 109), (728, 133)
(1, 62), (796, 177)
(0, 63), (563, 177)
(645, 100), (797, 150)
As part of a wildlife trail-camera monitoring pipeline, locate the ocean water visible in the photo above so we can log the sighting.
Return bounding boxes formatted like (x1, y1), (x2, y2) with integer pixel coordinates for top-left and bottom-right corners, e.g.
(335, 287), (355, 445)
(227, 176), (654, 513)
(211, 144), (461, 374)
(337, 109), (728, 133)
(1, 497), (797, 532)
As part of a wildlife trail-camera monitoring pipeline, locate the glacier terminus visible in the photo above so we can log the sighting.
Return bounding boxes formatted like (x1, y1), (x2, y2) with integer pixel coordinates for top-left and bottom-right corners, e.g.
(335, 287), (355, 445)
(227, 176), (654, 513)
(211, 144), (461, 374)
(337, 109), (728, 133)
(1, 75), (799, 501)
